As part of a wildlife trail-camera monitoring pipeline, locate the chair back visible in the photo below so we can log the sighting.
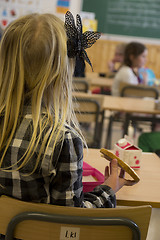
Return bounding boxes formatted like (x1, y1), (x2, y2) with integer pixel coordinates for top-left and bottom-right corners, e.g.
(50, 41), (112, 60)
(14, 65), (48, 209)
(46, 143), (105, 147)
(0, 196), (152, 240)
(73, 77), (90, 93)
(120, 82), (159, 99)
(73, 93), (104, 148)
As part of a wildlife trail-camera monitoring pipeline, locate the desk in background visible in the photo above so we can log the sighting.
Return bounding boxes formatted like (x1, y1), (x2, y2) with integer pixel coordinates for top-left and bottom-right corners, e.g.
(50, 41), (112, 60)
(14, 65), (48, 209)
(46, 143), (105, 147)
(73, 92), (160, 148)
(85, 72), (113, 89)
(73, 92), (160, 117)
(102, 95), (160, 115)
(102, 95), (160, 148)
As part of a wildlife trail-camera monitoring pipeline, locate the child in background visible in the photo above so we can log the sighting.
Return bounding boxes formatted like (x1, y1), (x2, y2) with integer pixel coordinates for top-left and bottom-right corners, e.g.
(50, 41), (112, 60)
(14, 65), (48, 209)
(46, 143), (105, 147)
(112, 42), (148, 96)
(138, 132), (160, 155)
(108, 42), (127, 77)
(92, 43), (126, 95)
(0, 12), (136, 214)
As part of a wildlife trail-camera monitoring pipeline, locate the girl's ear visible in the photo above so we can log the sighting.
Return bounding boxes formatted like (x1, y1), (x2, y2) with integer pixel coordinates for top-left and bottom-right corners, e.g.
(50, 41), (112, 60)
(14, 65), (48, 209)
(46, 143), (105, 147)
(129, 54), (135, 62)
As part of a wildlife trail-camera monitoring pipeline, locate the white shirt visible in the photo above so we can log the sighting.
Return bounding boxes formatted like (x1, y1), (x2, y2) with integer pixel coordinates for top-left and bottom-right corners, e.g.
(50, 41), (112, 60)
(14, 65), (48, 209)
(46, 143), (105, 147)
(112, 66), (138, 96)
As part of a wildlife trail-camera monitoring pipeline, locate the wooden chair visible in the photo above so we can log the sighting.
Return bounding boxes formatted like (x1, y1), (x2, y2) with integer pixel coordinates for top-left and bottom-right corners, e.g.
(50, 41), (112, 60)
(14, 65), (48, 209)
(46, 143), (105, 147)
(73, 77), (91, 93)
(121, 82), (159, 133)
(73, 95), (104, 148)
(120, 82), (159, 99)
(106, 83), (159, 149)
(0, 196), (151, 240)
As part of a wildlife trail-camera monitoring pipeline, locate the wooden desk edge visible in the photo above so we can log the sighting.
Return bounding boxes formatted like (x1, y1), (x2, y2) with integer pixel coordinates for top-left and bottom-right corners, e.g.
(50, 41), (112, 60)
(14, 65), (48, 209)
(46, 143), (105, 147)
(117, 199), (160, 208)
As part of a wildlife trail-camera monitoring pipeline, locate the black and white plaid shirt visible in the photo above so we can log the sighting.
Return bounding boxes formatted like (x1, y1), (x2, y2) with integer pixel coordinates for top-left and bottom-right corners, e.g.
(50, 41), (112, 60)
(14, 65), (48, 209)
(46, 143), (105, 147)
(0, 108), (116, 209)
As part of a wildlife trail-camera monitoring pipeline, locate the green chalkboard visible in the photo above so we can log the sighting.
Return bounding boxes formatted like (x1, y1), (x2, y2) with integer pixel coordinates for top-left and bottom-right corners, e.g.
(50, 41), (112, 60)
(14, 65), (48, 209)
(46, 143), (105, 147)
(82, 0), (160, 39)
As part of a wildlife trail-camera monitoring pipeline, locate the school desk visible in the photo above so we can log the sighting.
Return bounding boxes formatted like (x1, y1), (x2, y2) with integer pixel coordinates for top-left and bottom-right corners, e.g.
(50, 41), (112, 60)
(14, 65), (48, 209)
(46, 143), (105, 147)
(83, 148), (160, 208)
(102, 95), (160, 113)
(86, 72), (113, 89)
(102, 95), (160, 148)
(73, 92), (160, 115)
(90, 77), (113, 89)
(73, 92), (160, 148)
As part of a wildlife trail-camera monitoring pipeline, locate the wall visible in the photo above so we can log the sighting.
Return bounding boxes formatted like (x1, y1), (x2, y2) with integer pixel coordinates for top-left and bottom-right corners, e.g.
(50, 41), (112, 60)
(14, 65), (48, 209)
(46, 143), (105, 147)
(0, 0), (82, 30)
(85, 39), (160, 79)
(40, 0), (83, 20)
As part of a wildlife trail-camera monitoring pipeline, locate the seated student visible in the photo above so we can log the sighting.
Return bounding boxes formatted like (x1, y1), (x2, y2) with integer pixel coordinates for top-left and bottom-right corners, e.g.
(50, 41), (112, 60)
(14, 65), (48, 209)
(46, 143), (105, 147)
(0, 12), (136, 215)
(92, 43), (126, 95)
(138, 132), (160, 155)
(112, 42), (148, 96)
(108, 42), (127, 77)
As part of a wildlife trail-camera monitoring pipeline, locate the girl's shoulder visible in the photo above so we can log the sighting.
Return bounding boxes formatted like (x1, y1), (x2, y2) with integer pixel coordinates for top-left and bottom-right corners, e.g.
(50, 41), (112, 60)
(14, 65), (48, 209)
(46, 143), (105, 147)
(119, 65), (131, 73)
(115, 65), (132, 78)
(64, 125), (82, 140)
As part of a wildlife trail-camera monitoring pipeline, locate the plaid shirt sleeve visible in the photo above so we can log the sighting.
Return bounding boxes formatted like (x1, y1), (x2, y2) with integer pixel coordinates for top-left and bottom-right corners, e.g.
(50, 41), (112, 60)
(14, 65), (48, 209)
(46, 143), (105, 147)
(50, 130), (116, 208)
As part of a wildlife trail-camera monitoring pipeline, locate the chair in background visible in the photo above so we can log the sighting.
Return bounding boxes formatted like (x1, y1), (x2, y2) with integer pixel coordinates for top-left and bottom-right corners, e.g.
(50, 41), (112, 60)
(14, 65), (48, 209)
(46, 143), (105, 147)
(106, 83), (159, 149)
(0, 195), (151, 240)
(73, 95), (104, 148)
(73, 77), (90, 93)
(121, 83), (159, 133)
(120, 82), (159, 99)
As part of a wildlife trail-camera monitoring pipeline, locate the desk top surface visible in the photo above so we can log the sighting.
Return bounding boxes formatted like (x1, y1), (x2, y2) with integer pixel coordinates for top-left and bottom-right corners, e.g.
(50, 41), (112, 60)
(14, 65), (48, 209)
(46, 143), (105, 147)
(102, 95), (160, 114)
(90, 77), (113, 88)
(73, 92), (160, 115)
(85, 72), (113, 88)
(83, 148), (160, 208)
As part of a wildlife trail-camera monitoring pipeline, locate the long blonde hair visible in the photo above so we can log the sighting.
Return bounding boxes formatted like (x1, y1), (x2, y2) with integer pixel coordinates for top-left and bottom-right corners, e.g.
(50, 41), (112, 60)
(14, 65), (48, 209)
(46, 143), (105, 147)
(0, 13), (81, 173)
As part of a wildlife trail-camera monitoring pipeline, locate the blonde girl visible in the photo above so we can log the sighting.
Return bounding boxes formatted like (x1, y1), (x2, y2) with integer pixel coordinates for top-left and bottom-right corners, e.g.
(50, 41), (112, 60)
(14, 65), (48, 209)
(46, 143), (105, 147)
(0, 13), (135, 210)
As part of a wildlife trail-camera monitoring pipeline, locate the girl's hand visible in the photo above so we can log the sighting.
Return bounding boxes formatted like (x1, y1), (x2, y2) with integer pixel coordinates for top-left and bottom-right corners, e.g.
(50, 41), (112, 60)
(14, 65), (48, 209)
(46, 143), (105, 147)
(108, 61), (115, 72)
(102, 158), (137, 193)
(141, 71), (148, 85)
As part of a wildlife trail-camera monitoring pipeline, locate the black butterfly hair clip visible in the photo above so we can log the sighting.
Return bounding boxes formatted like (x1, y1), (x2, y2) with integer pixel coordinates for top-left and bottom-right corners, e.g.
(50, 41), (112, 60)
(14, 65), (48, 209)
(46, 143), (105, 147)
(64, 11), (101, 70)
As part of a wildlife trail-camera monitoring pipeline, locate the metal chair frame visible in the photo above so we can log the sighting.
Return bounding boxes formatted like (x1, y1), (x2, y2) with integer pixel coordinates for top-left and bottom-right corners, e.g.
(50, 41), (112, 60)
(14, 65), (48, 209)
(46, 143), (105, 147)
(5, 212), (141, 240)
(0, 196), (151, 240)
